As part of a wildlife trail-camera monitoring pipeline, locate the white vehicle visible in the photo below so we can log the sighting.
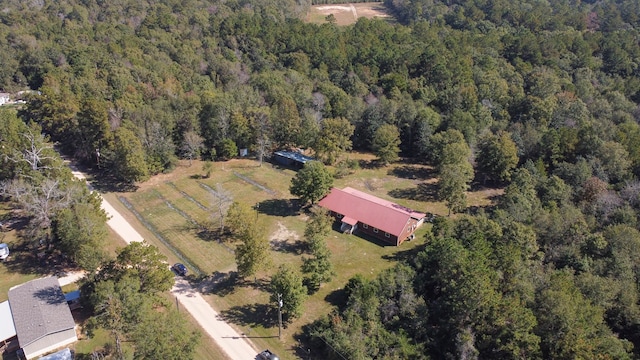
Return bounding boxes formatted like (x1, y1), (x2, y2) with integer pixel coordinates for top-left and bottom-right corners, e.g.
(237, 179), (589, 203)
(0, 243), (9, 260)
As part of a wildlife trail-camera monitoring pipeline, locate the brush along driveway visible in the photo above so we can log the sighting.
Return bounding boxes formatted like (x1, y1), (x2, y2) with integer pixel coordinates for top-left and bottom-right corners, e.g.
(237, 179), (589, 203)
(71, 167), (259, 360)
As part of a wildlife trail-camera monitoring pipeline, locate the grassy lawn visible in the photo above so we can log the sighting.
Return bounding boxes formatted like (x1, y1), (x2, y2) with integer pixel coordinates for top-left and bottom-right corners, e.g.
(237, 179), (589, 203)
(111, 154), (501, 359)
(0, 205), (47, 302)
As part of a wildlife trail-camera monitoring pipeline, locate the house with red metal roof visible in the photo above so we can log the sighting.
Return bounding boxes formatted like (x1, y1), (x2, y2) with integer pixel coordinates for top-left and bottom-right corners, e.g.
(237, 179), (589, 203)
(317, 187), (426, 246)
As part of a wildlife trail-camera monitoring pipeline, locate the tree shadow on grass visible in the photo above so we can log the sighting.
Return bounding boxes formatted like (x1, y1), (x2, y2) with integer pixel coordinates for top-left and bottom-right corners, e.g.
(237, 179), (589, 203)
(219, 303), (277, 329)
(204, 275), (271, 296)
(257, 199), (302, 217)
(270, 239), (307, 255)
(358, 159), (389, 169)
(324, 288), (348, 309)
(194, 225), (223, 242)
(388, 182), (438, 202)
(199, 270), (239, 296)
(4, 249), (57, 277)
(382, 243), (428, 264)
(388, 165), (436, 180)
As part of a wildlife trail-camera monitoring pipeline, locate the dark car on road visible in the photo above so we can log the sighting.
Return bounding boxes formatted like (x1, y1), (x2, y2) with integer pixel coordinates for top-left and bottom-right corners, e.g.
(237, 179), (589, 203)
(171, 263), (188, 276)
(258, 349), (279, 360)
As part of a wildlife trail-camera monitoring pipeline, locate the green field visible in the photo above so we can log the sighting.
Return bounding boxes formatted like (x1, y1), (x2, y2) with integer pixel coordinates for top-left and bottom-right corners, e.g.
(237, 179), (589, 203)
(112, 154), (500, 359)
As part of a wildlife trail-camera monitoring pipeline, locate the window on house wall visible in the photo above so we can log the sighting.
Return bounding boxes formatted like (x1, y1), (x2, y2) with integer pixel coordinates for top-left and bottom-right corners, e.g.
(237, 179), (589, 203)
(385, 232), (390, 238)
(373, 228), (378, 233)
(363, 224), (368, 229)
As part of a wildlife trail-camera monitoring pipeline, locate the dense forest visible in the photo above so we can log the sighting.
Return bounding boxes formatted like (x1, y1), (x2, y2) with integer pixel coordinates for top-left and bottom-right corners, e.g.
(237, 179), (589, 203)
(2, 0), (640, 358)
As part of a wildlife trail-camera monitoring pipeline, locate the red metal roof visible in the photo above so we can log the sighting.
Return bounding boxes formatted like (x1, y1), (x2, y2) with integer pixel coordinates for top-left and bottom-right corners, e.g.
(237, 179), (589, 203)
(318, 187), (425, 237)
(342, 216), (358, 226)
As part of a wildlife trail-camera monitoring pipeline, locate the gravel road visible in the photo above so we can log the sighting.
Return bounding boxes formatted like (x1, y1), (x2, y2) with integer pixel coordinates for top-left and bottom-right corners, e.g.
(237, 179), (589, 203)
(70, 167), (260, 360)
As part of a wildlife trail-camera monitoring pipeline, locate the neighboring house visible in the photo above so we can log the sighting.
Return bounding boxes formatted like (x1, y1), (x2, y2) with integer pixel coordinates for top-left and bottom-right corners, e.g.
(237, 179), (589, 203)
(318, 187), (426, 246)
(273, 150), (315, 169)
(8, 277), (78, 360)
(0, 93), (10, 106)
(0, 300), (18, 353)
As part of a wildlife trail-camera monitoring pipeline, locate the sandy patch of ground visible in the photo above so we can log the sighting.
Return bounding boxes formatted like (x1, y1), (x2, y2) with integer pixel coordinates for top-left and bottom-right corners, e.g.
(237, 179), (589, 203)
(315, 5), (352, 11)
(309, 2), (392, 25)
(269, 221), (299, 243)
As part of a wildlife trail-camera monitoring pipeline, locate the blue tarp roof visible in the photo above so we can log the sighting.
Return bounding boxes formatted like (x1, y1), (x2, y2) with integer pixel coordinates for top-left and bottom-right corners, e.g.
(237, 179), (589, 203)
(39, 347), (72, 360)
(64, 290), (80, 302)
(273, 151), (315, 164)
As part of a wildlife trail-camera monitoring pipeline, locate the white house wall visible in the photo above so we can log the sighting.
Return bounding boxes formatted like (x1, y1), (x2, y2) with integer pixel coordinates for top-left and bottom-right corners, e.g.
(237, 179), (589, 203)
(22, 328), (77, 360)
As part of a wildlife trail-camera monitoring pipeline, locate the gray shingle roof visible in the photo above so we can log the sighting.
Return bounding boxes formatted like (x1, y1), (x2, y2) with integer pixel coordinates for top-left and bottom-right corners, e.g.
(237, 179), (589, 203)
(8, 277), (75, 347)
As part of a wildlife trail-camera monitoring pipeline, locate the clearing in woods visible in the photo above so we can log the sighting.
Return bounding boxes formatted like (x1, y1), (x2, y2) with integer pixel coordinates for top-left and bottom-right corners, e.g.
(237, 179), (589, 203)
(110, 153), (503, 359)
(307, 2), (393, 26)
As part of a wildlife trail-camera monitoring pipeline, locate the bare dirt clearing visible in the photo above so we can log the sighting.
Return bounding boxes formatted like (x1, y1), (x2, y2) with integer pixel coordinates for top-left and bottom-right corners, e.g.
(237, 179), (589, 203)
(308, 2), (392, 26)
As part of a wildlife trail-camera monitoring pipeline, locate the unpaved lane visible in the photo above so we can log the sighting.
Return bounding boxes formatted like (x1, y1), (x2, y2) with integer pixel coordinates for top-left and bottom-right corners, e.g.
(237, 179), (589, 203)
(71, 168), (259, 360)
(172, 278), (261, 359)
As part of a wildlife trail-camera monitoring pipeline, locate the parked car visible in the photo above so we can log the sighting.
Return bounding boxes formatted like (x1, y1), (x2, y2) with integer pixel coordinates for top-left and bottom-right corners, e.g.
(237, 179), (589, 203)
(258, 349), (279, 360)
(171, 263), (187, 276)
(0, 243), (9, 260)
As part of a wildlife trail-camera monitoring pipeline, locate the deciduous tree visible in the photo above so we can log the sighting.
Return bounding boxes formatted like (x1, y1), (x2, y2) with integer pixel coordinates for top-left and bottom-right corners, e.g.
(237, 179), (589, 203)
(313, 117), (354, 165)
(54, 201), (108, 271)
(225, 201), (254, 239)
(302, 238), (334, 293)
(235, 225), (270, 280)
(181, 130), (203, 166)
(303, 207), (333, 251)
(270, 264), (307, 321)
(210, 184), (233, 233)
(290, 161), (333, 205)
(476, 131), (519, 183)
(104, 241), (175, 294)
(217, 138), (237, 160)
(372, 123), (401, 165)
(132, 307), (200, 359)
(112, 126), (149, 184)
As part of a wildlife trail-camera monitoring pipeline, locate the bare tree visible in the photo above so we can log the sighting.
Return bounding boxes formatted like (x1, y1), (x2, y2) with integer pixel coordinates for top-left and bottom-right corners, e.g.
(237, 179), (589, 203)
(1, 178), (72, 244)
(5, 130), (58, 174)
(209, 183), (233, 233)
(250, 108), (272, 167)
(257, 136), (271, 167)
(181, 131), (204, 166)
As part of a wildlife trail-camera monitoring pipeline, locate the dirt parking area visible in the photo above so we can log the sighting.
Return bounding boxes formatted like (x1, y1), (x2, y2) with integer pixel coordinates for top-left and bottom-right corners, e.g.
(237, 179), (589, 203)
(308, 2), (392, 25)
